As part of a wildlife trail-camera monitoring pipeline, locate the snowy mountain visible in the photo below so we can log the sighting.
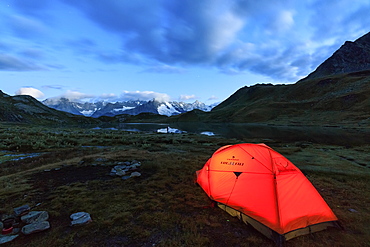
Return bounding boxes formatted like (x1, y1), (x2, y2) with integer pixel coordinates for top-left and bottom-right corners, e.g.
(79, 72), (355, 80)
(43, 98), (215, 118)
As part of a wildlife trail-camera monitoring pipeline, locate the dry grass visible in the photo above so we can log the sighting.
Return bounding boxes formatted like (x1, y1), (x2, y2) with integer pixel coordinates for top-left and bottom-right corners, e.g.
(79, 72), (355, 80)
(0, 124), (369, 246)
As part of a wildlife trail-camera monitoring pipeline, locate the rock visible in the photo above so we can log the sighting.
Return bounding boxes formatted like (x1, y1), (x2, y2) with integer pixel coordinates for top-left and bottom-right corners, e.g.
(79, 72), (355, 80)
(348, 208), (358, 213)
(115, 161), (129, 166)
(132, 162), (141, 167)
(21, 211), (49, 224)
(70, 212), (92, 226)
(110, 161), (142, 178)
(0, 234), (18, 244)
(130, 172), (141, 178)
(14, 205), (30, 217)
(116, 170), (126, 176)
(111, 165), (129, 176)
(21, 221), (50, 235)
(95, 158), (107, 162)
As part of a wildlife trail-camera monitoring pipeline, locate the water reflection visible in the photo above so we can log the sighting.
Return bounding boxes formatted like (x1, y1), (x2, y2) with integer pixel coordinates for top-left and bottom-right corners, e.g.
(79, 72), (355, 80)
(97, 122), (367, 146)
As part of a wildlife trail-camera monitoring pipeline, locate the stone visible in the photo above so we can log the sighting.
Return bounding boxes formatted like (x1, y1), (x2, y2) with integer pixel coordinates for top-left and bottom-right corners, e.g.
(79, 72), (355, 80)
(0, 234), (18, 244)
(131, 162), (141, 167)
(111, 165), (130, 176)
(21, 221), (50, 235)
(116, 170), (126, 176)
(14, 205), (30, 216)
(70, 212), (92, 226)
(130, 172), (141, 178)
(21, 211), (49, 224)
(95, 158), (107, 162)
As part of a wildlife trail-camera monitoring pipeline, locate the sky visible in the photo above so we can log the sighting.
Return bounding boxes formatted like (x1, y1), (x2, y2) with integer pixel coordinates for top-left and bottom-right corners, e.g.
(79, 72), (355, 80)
(1, 0), (369, 104)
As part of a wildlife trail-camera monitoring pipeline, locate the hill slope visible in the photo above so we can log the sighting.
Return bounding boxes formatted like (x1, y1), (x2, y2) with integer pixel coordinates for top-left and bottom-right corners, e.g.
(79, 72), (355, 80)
(173, 32), (370, 126)
(0, 91), (99, 125)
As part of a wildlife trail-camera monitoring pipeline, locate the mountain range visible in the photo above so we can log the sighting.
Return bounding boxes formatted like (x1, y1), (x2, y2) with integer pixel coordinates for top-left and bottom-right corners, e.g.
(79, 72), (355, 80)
(42, 98), (215, 118)
(1, 32), (370, 126)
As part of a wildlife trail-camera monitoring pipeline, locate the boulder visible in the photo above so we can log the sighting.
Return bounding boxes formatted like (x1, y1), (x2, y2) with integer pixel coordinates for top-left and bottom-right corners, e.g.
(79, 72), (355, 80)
(21, 211), (49, 224)
(70, 212), (92, 226)
(21, 221), (50, 235)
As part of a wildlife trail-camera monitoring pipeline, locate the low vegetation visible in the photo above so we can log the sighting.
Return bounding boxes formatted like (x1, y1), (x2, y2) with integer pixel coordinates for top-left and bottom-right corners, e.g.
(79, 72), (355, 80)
(0, 123), (369, 246)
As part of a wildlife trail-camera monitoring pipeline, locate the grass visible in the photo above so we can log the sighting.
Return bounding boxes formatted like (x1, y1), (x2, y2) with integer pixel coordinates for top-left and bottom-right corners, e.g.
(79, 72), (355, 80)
(0, 123), (369, 246)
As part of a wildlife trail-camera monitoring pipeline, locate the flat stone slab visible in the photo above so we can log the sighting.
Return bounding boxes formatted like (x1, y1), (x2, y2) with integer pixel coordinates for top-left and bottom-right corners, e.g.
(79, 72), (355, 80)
(0, 234), (19, 244)
(21, 211), (49, 224)
(70, 212), (92, 226)
(21, 221), (50, 235)
(14, 205), (30, 217)
(130, 171), (141, 177)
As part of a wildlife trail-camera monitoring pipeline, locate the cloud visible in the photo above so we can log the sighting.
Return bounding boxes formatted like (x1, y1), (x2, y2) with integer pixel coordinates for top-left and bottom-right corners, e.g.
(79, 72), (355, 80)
(120, 90), (171, 102)
(0, 54), (44, 71)
(179, 94), (196, 101)
(66, 38), (97, 55)
(140, 65), (186, 74)
(9, 15), (47, 38)
(59, 90), (95, 101)
(15, 87), (45, 99)
(62, 0), (306, 81)
(12, 0), (51, 17)
(19, 48), (44, 59)
(7, 0), (369, 83)
(41, 85), (65, 90)
(207, 95), (219, 101)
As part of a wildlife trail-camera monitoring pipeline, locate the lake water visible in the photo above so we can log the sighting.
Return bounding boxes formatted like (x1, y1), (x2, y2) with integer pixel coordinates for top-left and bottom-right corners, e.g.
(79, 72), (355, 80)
(101, 123), (368, 146)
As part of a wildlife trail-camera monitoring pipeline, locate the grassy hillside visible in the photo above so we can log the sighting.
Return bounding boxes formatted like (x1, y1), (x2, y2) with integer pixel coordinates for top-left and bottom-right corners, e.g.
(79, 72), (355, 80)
(0, 91), (99, 126)
(173, 71), (370, 126)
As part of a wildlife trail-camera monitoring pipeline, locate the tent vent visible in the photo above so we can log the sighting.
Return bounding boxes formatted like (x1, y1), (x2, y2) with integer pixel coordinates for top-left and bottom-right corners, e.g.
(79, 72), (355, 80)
(234, 172), (242, 177)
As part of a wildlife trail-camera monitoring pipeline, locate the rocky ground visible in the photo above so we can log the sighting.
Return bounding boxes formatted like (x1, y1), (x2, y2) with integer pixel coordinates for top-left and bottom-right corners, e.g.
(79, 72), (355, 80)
(0, 124), (369, 246)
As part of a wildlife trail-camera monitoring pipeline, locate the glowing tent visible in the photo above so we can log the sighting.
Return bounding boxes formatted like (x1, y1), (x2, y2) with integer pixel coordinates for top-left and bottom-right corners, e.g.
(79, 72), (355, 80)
(196, 143), (339, 245)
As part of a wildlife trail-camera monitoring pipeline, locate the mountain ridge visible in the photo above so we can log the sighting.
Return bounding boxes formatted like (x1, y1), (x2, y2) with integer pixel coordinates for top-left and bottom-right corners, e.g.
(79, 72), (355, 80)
(306, 32), (370, 79)
(43, 98), (215, 117)
(171, 32), (370, 126)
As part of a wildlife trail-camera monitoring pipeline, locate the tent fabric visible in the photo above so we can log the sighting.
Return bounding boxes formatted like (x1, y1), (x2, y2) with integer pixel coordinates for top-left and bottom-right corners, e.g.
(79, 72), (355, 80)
(196, 143), (338, 242)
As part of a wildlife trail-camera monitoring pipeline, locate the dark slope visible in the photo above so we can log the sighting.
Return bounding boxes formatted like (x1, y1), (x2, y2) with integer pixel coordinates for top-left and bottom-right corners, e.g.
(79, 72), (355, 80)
(0, 91), (99, 125)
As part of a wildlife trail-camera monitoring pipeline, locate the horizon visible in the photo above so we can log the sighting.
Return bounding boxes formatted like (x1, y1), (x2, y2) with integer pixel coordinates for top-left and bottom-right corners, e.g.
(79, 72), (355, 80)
(1, 1), (369, 104)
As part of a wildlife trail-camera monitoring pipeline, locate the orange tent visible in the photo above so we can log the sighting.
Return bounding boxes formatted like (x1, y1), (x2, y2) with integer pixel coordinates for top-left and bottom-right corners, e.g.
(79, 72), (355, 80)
(196, 143), (339, 245)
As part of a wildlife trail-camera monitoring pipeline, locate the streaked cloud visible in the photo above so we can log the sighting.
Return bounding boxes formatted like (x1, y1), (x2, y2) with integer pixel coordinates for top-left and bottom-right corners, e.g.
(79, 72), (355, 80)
(140, 65), (187, 74)
(207, 95), (219, 101)
(9, 15), (47, 38)
(0, 54), (44, 71)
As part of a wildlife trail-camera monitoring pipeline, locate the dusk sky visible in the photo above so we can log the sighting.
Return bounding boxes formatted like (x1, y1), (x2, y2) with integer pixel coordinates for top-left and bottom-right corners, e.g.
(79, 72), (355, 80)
(1, 0), (369, 104)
